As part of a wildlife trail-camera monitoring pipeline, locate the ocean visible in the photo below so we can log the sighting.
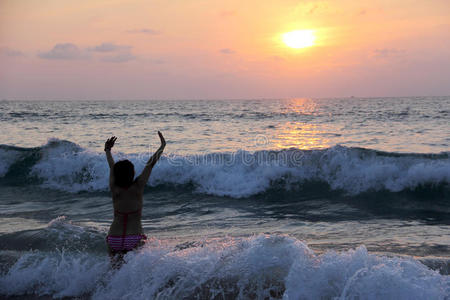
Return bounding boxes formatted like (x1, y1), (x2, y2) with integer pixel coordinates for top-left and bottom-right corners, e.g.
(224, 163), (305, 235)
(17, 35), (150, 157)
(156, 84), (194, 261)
(0, 97), (449, 299)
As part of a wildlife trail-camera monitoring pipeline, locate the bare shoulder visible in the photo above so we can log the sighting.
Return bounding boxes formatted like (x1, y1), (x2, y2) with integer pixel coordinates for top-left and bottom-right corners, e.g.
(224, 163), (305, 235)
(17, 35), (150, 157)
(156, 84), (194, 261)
(134, 176), (146, 190)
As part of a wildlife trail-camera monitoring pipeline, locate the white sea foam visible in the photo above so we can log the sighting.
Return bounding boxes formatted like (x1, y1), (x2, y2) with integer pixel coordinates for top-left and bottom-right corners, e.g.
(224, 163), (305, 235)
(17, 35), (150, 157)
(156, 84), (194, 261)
(25, 140), (450, 197)
(0, 250), (109, 298)
(29, 139), (110, 191)
(0, 235), (448, 299)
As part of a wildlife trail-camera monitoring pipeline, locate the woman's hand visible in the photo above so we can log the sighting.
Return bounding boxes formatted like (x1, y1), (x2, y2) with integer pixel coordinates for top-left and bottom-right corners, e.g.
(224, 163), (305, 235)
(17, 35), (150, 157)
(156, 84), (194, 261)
(158, 131), (166, 148)
(105, 136), (117, 152)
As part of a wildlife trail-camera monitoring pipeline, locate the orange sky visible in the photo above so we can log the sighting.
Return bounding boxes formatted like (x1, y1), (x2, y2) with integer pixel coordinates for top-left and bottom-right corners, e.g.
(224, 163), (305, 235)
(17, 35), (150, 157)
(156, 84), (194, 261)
(1, 0), (449, 99)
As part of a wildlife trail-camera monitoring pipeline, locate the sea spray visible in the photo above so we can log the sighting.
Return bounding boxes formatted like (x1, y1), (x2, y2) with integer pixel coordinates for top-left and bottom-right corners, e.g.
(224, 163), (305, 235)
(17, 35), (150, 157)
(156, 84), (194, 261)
(1, 235), (448, 299)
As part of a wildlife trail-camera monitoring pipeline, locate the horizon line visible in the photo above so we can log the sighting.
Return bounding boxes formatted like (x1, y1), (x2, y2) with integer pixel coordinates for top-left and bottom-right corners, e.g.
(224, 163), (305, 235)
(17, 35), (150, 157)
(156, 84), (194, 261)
(1, 95), (449, 101)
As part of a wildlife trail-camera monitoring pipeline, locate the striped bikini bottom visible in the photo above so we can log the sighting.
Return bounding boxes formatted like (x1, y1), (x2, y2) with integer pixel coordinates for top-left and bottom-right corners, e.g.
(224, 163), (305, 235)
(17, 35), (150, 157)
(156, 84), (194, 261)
(106, 234), (147, 252)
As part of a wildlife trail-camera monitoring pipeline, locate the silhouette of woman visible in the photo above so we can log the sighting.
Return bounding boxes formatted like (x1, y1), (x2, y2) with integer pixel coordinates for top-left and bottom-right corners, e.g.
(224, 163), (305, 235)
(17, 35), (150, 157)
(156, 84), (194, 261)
(104, 132), (166, 265)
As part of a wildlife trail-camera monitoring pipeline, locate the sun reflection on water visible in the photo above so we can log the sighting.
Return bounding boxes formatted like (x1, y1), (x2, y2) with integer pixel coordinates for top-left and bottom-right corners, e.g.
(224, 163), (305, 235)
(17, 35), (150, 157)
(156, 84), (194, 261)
(273, 122), (332, 150)
(282, 98), (320, 116)
(270, 98), (332, 150)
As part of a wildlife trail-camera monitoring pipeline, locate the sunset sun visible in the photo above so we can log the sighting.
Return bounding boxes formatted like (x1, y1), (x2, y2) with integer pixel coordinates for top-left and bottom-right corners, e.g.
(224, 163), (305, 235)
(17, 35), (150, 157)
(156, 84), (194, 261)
(282, 30), (315, 49)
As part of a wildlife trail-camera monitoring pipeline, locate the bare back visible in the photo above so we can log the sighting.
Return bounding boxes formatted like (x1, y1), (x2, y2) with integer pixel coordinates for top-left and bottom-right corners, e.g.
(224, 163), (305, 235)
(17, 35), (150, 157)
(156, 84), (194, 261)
(104, 132), (166, 237)
(108, 181), (144, 236)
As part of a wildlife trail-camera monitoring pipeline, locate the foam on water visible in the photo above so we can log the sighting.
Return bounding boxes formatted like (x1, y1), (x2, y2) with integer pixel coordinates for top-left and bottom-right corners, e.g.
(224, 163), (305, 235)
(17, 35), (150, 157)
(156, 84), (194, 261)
(1, 139), (449, 197)
(152, 147), (450, 197)
(0, 235), (448, 299)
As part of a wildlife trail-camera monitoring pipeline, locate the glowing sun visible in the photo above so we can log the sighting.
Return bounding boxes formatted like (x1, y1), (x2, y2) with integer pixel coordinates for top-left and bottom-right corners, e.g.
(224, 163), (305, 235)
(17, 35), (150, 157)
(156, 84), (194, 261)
(282, 30), (315, 49)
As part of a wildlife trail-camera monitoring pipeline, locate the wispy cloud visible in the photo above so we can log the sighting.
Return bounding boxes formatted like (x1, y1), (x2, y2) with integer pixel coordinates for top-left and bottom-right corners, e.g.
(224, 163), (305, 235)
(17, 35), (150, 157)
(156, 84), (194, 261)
(87, 42), (131, 52)
(373, 48), (406, 59)
(295, 1), (329, 16)
(38, 43), (85, 60)
(126, 28), (160, 35)
(0, 47), (25, 57)
(101, 52), (136, 63)
(358, 9), (367, 15)
(220, 48), (235, 54)
(150, 58), (165, 64)
(38, 42), (137, 62)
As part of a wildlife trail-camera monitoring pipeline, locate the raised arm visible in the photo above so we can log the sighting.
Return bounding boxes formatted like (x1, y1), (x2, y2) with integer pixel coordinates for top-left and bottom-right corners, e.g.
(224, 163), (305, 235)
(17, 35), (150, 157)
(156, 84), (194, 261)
(104, 136), (117, 187)
(137, 131), (166, 188)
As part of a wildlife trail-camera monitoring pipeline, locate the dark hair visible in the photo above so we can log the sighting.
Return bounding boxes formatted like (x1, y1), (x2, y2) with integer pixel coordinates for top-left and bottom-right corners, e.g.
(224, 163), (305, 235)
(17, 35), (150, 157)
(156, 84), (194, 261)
(113, 160), (135, 188)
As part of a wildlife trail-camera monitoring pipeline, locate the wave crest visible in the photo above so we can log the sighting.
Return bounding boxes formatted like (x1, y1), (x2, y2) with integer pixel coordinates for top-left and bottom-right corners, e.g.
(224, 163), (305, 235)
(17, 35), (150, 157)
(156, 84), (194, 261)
(0, 139), (449, 197)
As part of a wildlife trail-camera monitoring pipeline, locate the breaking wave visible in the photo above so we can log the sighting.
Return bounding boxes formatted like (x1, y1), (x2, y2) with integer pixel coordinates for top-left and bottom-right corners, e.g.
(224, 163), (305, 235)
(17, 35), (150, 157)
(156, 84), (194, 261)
(0, 139), (449, 197)
(0, 233), (448, 299)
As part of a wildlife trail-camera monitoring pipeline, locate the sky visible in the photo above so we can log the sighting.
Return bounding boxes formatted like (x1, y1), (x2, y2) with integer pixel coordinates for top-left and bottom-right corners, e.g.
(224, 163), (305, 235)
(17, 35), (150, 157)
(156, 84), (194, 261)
(0, 0), (449, 100)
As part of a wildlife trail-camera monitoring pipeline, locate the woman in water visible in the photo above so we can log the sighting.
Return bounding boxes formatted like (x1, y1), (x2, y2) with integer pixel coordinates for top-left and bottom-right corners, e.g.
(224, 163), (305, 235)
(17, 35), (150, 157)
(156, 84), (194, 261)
(104, 132), (166, 263)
